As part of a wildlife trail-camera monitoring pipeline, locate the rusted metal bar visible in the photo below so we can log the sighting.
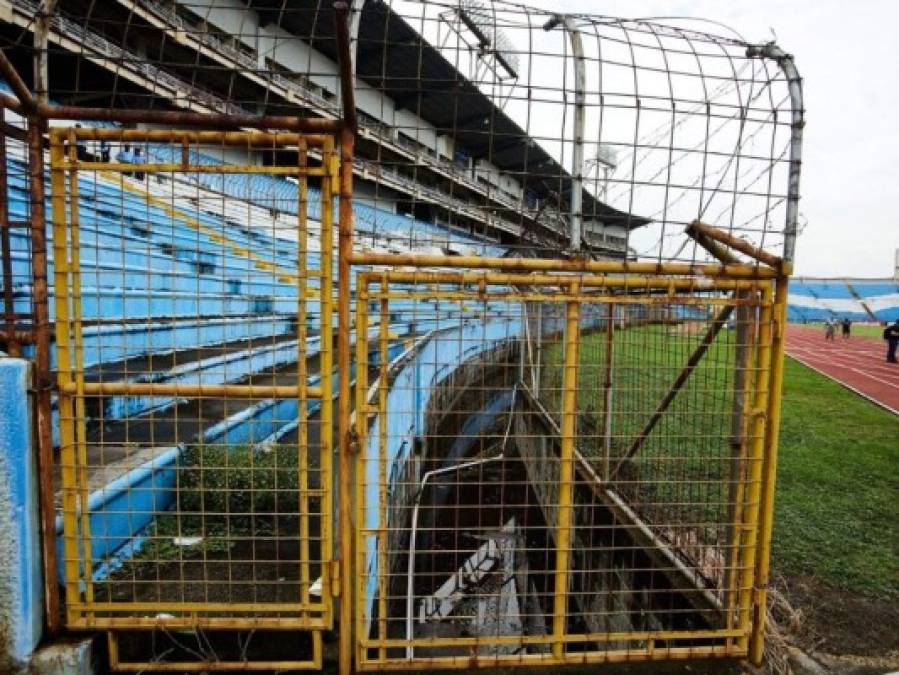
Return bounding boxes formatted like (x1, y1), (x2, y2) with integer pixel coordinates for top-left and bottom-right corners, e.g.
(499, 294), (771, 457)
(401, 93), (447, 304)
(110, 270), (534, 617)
(350, 251), (780, 279)
(362, 269), (765, 292)
(687, 220), (784, 270)
(335, 2), (357, 671)
(687, 229), (739, 266)
(28, 117), (60, 632)
(0, 106), (19, 356)
(47, 106), (341, 132)
(0, 91), (340, 132)
(50, 127), (332, 147)
(609, 302), (736, 479)
(334, 1), (358, 134)
(0, 50), (36, 113)
(0, 329), (35, 345)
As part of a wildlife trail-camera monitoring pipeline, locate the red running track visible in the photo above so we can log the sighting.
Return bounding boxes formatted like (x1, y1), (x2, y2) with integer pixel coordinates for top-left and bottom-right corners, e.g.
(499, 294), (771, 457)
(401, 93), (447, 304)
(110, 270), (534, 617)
(785, 325), (899, 415)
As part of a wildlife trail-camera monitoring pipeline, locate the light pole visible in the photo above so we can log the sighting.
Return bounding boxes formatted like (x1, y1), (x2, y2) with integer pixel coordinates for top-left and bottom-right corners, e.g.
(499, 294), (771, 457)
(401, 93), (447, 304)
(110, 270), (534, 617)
(544, 14), (585, 253)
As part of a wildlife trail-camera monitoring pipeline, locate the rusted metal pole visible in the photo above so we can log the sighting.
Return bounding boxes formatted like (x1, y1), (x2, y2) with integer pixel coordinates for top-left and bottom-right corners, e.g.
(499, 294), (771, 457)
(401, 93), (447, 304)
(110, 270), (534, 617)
(609, 302), (735, 480)
(688, 220), (784, 271)
(0, 105), (20, 356)
(335, 2), (357, 135)
(28, 117), (60, 632)
(0, 50), (36, 113)
(33, 0), (56, 105)
(334, 3), (357, 673)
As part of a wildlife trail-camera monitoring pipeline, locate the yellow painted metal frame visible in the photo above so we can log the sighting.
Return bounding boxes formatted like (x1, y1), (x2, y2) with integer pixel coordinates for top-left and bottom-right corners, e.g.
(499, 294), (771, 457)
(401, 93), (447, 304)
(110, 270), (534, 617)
(49, 128), (339, 637)
(106, 630), (323, 672)
(347, 264), (785, 671)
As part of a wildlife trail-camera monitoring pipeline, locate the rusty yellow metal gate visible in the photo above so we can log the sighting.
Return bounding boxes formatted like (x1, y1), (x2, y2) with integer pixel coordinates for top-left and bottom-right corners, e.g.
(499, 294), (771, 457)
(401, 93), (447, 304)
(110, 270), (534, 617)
(50, 128), (338, 670)
(48, 126), (787, 672)
(345, 257), (787, 671)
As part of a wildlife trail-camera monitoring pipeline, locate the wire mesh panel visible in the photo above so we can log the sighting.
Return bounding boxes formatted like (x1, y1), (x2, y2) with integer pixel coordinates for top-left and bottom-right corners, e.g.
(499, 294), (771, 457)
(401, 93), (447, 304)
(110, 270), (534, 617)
(352, 267), (777, 670)
(49, 127), (336, 641)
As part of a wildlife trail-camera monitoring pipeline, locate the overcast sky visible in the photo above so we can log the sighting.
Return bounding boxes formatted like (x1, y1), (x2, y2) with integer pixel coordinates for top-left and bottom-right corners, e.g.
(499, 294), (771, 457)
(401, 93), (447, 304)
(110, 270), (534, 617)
(531, 0), (899, 278)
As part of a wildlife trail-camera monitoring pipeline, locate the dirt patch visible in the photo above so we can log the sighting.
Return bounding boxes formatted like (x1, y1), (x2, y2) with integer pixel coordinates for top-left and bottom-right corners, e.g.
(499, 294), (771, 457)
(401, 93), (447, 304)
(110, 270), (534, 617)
(777, 574), (899, 665)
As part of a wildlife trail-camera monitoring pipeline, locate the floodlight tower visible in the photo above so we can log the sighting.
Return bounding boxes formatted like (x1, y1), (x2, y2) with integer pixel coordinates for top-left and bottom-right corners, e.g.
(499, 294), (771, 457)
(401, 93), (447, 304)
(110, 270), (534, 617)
(439, 0), (520, 89)
(585, 145), (618, 199)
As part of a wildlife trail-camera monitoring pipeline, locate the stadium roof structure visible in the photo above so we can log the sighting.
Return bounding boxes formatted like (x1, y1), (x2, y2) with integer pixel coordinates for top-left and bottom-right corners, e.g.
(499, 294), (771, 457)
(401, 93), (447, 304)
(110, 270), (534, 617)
(251, 0), (649, 231)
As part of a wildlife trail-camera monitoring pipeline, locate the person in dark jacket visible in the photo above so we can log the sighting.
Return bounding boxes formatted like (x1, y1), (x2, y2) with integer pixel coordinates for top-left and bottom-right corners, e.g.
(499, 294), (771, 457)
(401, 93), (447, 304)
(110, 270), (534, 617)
(884, 320), (899, 363)
(841, 317), (851, 339)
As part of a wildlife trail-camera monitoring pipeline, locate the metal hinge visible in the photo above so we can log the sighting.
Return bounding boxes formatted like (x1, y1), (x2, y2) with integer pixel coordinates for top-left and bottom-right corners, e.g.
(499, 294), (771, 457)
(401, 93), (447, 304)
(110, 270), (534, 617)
(330, 559), (341, 597)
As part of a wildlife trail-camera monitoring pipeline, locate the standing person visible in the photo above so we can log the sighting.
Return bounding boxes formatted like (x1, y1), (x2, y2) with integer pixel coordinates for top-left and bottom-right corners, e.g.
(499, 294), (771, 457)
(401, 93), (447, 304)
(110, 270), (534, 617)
(824, 318), (835, 341)
(133, 146), (145, 180)
(884, 320), (899, 363)
(73, 124), (90, 161)
(841, 317), (851, 340)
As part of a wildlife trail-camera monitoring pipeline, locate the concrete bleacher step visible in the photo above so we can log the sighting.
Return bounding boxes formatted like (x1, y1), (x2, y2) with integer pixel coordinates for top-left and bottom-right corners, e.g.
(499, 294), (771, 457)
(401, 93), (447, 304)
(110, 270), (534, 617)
(86, 359), (315, 447)
(82, 333), (304, 419)
(53, 354), (322, 499)
(83, 334), (300, 382)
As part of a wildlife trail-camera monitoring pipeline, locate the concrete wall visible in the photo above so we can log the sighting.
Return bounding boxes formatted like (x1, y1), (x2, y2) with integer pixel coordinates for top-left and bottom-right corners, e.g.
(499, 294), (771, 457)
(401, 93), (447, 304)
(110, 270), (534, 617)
(0, 356), (43, 671)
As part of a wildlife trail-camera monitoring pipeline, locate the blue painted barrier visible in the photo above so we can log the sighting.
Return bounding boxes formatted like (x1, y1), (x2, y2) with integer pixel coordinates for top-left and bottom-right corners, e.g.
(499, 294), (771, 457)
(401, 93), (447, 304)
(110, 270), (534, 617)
(0, 357), (43, 667)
